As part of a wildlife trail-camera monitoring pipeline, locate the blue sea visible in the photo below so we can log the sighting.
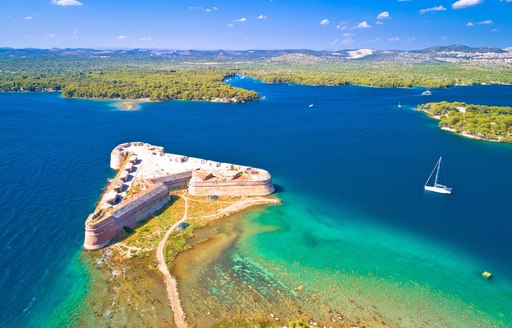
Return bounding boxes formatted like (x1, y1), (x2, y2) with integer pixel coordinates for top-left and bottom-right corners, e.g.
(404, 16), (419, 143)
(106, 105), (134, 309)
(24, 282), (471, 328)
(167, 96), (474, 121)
(1, 79), (512, 327)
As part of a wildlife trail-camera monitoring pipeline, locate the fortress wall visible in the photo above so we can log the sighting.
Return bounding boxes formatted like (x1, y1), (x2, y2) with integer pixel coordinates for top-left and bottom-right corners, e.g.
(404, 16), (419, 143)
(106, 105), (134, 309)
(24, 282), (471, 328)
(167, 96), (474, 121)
(152, 172), (193, 191)
(111, 149), (128, 170)
(86, 142), (276, 250)
(112, 184), (170, 228)
(110, 142), (149, 170)
(188, 179), (274, 196)
(83, 183), (170, 250)
(84, 215), (117, 250)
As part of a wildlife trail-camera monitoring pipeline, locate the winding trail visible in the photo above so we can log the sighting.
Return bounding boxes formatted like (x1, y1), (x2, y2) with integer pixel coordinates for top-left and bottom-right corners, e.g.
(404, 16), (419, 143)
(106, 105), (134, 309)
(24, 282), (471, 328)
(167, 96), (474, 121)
(156, 194), (189, 328)
(155, 195), (280, 327)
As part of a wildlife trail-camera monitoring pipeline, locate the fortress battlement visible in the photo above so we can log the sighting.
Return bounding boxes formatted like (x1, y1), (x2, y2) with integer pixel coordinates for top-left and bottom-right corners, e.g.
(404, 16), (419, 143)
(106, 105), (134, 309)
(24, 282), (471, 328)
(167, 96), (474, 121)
(84, 142), (274, 250)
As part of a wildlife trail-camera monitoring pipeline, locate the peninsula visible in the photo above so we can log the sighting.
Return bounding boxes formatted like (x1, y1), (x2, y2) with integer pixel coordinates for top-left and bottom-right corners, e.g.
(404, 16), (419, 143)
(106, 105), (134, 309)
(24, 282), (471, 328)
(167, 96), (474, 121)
(418, 101), (512, 143)
(84, 142), (275, 250)
(80, 142), (280, 327)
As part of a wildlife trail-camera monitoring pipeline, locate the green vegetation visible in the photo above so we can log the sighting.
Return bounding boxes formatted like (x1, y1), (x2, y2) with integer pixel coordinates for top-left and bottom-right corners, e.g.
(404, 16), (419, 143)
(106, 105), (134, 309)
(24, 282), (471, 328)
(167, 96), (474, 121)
(164, 220), (207, 270)
(1, 54), (511, 102)
(419, 101), (512, 143)
(247, 62), (512, 88)
(0, 66), (259, 102)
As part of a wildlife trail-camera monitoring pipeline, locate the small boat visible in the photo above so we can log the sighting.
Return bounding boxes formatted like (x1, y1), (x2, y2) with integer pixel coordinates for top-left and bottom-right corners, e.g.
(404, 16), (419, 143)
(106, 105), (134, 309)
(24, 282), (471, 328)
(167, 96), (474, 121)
(421, 89), (432, 96)
(397, 101), (402, 108)
(309, 104), (314, 108)
(424, 156), (452, 194)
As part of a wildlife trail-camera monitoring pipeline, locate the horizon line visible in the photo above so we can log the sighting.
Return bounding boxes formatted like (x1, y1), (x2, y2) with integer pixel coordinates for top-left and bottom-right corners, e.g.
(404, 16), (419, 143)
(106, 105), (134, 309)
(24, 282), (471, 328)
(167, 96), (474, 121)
(0, 44), (510, 53)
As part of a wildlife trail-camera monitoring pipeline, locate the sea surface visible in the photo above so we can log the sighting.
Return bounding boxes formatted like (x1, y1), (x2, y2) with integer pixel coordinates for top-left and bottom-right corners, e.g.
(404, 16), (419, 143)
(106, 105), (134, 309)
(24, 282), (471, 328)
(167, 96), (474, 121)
(1, 79), (511, 327)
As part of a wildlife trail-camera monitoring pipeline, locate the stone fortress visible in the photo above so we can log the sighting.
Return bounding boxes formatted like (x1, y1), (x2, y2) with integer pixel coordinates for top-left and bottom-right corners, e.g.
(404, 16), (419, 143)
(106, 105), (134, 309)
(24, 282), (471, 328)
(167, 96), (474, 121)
(84, 142), (275, 250)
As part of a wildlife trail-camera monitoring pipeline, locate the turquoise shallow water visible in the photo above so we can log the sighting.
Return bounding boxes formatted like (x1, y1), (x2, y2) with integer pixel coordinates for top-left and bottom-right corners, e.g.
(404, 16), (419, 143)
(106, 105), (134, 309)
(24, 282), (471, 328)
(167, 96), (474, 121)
(1, 79), (512, 326)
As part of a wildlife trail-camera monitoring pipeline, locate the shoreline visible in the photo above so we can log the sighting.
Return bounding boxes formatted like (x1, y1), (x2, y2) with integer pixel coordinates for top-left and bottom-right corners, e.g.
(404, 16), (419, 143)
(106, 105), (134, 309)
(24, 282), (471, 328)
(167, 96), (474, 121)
(115, 98), (152, 111)
(159, 194), (281, 328)
(3, 81), (512, 104)
(76, 192), (281, 327)
(416, 107), (506, 144)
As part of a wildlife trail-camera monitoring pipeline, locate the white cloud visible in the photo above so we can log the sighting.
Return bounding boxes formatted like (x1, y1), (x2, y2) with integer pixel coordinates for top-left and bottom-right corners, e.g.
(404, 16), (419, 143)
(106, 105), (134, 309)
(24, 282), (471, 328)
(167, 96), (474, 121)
(336, 21), (349, 30)
(491, 28), (498, 32)
(189, 6), (217, 12)
(51, 0), (82, 6)
(376, 21), (384, 25)
(388, 36), (400, 42)
(234, 17), (247, 23)
(226, 23), (234, 27)
(343, 33), (355, 37)
(320, 18), (330, 25)
(377, 11), (390, 20)
(24, 16), (33, 20)
(419, 6), (446, 14)
(477, 19), (492, 25)
(257, 15), (267, 20)
(47, 33), (56, 38)
(116, 35), (129, 40)
(355, 21), (371, 29)
(466, 22), (474, 26)
(141, 36), (152, 41)
(452, 0), (483, 9)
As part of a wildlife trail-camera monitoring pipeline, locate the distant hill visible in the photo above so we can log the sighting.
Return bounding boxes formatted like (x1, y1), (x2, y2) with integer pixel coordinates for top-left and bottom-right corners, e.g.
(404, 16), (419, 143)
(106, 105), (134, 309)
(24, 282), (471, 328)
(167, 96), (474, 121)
(416, 45), (506, 53)
(0, 45), (509, 64)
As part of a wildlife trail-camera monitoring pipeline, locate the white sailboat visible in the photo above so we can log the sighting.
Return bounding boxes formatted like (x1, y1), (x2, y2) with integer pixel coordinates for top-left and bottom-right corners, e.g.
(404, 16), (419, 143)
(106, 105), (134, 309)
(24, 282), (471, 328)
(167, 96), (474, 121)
(424, 157), (452, 194)
(397, 101), (402, 108)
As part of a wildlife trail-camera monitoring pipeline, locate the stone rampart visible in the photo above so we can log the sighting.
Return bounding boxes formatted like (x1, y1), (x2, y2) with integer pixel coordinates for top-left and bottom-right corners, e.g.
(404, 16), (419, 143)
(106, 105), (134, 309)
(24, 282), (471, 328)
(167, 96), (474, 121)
(152, 172), (193, 190)
(84, 183), (170, 250)
(84, 142), (275, 250)
(188, 179), (274, 196)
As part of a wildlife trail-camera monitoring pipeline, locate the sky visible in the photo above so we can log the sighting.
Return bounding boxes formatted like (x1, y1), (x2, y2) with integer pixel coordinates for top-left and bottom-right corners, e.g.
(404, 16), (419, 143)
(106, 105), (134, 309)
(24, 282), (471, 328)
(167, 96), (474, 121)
(0, 0), (511, 50)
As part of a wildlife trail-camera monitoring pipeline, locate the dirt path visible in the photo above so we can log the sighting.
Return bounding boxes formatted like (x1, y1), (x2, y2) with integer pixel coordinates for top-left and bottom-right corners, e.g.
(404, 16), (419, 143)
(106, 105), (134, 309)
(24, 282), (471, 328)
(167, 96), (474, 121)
(156, 195), (280, 328)
(199, 197), (281, 220)
(156, 194), (189, 328)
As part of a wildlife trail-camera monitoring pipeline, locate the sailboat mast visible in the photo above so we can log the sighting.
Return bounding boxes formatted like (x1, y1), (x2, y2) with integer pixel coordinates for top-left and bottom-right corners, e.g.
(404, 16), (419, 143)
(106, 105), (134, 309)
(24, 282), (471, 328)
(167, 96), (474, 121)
(434, 157), (441, 185)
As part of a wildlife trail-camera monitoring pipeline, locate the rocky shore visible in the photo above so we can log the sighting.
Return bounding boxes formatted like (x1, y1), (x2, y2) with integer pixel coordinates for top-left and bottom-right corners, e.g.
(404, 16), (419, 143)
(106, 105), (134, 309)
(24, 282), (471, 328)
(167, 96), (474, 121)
(77, 192), (280, 327)
(417, 107), (503, 143)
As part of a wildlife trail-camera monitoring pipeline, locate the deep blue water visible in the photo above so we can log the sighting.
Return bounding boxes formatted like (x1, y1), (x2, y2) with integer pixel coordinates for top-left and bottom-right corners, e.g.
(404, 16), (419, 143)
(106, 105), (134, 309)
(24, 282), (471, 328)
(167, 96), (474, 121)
(1, 80), (512, 326)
